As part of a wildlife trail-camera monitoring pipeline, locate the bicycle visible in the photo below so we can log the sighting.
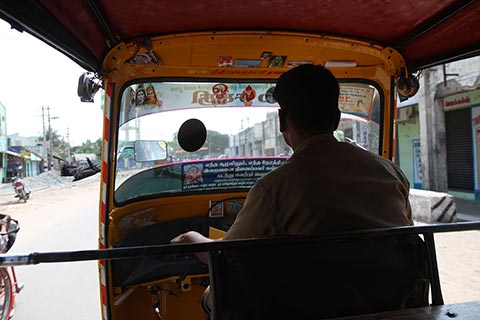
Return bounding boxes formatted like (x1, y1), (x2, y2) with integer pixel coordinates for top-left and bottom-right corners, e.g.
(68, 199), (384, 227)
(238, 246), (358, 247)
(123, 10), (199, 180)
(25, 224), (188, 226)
(0, 216), (22, 320)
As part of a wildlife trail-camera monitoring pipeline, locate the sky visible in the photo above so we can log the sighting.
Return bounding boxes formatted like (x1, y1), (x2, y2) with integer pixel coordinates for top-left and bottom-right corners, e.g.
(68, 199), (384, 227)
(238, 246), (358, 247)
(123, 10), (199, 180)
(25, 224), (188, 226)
(0, 19), (104, 146)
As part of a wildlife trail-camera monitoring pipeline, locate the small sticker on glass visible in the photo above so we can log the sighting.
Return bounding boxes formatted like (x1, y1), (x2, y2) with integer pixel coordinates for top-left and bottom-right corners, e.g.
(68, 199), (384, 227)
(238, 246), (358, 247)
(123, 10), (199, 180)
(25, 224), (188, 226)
(209, 200), (224, 217)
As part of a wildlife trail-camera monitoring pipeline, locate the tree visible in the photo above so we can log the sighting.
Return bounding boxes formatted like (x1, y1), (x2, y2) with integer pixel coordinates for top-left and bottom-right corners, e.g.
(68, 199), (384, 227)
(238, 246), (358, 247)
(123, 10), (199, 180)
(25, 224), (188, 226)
(71, 138), (102, 157)
(167, 130), (229, 159)
(38, 129), (71, 160)
(206, 130), (229, 156)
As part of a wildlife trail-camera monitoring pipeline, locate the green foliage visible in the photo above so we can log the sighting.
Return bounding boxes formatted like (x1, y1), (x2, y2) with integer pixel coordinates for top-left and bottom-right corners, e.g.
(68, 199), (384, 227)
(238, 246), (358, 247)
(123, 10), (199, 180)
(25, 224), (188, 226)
(38, 128), (72, 159)
(37, 129), (102, 161)
(206, 130), (229, 155)
(167, 130), (229, 159)
(71, 138), (102, 157)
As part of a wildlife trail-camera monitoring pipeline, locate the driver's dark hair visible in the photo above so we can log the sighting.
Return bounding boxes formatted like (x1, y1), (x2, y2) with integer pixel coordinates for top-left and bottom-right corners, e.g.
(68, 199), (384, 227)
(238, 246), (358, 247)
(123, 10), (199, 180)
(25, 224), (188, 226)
(273, 64), (340, 134)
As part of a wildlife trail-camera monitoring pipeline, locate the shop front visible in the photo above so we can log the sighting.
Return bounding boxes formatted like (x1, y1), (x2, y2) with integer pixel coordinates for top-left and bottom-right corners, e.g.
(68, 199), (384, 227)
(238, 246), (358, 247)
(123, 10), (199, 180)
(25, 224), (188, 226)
(444, 89), (480, 200)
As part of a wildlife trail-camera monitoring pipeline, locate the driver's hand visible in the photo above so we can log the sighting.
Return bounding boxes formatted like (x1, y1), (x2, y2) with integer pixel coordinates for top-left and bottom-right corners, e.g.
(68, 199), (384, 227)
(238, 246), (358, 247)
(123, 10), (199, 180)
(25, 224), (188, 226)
(171, 231), (213, 264)
(171, 231), (212, 244)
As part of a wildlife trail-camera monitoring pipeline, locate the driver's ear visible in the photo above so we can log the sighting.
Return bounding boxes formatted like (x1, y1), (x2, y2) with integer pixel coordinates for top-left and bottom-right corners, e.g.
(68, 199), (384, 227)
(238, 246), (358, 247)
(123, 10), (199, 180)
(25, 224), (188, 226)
(278, 109), (287, 132)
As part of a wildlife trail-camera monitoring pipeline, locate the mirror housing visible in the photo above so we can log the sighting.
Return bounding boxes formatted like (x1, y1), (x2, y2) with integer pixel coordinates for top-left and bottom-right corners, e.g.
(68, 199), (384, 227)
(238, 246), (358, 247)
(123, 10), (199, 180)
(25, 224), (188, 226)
(78, 72), (102, 102)
(397, 74), (419, 100)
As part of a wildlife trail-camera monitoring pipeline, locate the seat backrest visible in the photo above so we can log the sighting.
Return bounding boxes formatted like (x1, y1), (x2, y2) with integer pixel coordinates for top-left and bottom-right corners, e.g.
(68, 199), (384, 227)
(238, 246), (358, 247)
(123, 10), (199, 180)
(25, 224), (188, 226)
(208, 234), (429, 320)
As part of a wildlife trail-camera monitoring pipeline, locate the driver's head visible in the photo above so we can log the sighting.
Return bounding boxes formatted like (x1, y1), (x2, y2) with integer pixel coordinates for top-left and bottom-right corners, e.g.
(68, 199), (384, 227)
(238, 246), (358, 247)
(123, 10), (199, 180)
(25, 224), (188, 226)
(273, 64), (340, 134)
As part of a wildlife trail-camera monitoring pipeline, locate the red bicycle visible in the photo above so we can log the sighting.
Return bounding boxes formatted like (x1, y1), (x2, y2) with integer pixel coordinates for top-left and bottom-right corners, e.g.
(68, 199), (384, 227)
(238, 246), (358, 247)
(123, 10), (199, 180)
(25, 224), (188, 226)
(0, 217), (22, 320)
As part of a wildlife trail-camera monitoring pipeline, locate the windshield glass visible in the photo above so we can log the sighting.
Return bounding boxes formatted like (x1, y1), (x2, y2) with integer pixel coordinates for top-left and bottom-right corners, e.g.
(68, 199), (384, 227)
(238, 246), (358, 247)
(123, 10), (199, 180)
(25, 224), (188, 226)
(114, 81), (380, 204)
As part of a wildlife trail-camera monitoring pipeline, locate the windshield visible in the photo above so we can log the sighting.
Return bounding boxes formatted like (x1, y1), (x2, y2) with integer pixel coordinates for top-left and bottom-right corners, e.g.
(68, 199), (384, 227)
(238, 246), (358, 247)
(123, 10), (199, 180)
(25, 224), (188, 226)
(114, 81), (380, 204)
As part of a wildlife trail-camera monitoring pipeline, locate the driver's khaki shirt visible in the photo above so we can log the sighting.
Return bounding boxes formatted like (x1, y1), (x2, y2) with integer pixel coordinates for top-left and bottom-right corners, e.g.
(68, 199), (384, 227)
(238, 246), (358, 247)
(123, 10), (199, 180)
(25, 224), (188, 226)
(224, 134), (412, 240)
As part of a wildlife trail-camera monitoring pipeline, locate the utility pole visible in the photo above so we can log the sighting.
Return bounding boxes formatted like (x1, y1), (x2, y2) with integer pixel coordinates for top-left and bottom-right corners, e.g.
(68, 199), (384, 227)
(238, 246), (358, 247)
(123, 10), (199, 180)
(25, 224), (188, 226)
(66, 127), (71, 164)
(42, 106), (47, 171)
(48, 106), (53, 171)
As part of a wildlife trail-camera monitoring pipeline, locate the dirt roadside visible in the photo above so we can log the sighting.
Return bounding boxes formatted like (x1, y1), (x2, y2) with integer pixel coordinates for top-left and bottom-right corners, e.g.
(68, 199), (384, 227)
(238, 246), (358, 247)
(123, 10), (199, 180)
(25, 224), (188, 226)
(0, 171), (86, 197)
(0, 171), (478, 305)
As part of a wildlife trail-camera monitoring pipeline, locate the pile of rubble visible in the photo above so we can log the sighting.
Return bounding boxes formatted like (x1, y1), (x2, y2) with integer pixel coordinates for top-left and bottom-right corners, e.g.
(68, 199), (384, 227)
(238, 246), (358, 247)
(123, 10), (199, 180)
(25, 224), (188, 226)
(0, 170), (97, 196)
(23, 171), (74, 190)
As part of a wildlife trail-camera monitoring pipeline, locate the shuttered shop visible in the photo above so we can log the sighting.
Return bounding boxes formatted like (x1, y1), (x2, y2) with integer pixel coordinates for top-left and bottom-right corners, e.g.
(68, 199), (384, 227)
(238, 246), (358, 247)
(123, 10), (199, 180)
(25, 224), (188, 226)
(445, 107), (473, 190)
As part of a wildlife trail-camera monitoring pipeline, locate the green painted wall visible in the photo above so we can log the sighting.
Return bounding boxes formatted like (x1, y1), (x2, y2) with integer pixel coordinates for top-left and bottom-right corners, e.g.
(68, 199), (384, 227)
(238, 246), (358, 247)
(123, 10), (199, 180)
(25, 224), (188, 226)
(397, 104), (421, 188)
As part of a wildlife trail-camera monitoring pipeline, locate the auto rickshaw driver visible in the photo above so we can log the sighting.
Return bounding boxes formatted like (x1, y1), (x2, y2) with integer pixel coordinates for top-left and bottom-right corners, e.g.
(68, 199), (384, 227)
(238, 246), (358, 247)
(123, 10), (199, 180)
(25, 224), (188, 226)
(171, 64), (413, 319)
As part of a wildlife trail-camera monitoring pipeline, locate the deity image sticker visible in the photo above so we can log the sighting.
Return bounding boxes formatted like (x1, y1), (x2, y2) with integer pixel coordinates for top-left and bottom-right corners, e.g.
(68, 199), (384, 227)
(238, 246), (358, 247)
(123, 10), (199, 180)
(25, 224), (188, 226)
(240, 85), (257, 106)
(145, 83), (163, 107)
(212, 83), (229, 105)
(260, 51), (273, 59)
(217, 56), (233, 67)
(226, 199), (244, 215)
(209, 200), (224, 217)
(181, 158), (287, 191)
(234, 59), (262, 68)
(268, 55), (286, 67)
(184, 164), (204, 185)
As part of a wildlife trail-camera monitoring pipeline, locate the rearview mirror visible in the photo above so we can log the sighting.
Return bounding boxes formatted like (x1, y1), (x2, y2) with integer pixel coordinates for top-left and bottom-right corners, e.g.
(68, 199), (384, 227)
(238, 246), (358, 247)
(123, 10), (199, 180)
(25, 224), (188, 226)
(134, 140), (168, 162)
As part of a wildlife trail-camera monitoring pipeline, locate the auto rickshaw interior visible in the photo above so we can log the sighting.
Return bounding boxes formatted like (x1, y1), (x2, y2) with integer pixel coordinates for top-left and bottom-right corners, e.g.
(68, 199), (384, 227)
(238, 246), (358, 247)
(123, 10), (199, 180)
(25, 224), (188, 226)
(1, 0), (480, 319)
(95, 31), (410, 320)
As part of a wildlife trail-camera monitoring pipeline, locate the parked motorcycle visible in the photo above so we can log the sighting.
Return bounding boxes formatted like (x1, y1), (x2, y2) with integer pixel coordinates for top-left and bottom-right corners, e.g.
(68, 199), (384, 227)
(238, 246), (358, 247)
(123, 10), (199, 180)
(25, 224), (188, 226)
(11, 176), (31, 202)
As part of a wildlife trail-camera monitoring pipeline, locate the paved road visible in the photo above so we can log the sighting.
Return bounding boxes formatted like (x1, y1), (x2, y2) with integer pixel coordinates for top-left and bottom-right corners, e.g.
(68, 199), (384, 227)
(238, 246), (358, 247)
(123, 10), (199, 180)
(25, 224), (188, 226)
(0, 176), (101, 320)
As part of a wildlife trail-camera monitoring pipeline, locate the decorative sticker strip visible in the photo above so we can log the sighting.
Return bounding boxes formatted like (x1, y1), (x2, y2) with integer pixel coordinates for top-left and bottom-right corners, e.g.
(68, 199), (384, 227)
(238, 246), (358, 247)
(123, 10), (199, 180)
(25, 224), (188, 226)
(181, 158), (287, 191)
(119, 82), (278, 125)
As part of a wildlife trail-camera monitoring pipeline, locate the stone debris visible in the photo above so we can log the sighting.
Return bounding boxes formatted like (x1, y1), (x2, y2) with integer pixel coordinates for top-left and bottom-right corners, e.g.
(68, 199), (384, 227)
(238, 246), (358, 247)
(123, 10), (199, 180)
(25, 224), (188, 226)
(0, 171), (99, 196)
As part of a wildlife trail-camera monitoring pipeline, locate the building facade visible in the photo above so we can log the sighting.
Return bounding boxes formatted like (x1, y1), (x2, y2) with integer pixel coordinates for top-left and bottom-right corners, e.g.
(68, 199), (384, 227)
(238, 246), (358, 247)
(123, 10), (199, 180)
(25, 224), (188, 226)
(227, 111), (290, 158)
(397, 56), (480, 200)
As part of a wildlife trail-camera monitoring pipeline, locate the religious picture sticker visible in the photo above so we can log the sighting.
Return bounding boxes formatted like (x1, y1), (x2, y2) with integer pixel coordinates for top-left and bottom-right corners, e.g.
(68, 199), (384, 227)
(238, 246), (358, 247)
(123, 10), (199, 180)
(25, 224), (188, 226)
(217, 56), (233, 67)
(209, 200), (224, 217)
(268, 55), (286, 67)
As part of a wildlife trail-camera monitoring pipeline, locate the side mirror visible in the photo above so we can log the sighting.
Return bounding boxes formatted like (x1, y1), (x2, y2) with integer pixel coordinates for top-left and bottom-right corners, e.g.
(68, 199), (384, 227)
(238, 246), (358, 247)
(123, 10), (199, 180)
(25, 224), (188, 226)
(78, 72), (102, 102)
(134, 140), (168, 162)
(397, 74), (419, 99)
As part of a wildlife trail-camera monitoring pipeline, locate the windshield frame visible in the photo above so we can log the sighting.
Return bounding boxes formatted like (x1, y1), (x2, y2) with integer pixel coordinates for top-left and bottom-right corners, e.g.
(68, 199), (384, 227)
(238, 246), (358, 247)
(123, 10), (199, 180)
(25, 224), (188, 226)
(112, 77), (385, 206)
